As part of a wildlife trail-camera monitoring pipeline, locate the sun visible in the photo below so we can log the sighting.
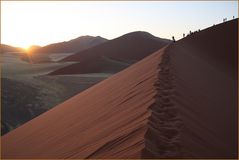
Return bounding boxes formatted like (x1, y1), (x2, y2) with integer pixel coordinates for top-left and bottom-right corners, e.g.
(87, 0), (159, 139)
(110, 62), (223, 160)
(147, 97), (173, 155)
(22, 46), (30, 51)
(21, 45), (33, 54)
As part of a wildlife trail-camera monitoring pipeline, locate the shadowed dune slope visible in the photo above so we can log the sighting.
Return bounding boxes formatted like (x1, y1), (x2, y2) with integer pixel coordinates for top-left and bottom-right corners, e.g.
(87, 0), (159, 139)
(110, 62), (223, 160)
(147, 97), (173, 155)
(49, 57), (131, 75)
(1, 19), (238, 158)
(166, 19), (238, 158)
(49, 31), (170, 75)
(142, 19), (238, 158)
(61, 31), (170, 62)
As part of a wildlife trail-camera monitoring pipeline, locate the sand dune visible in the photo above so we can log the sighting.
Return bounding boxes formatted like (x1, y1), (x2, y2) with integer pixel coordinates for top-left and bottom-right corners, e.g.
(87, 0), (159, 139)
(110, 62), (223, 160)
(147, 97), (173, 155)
(165, 19), (238, 158)
(0, 44), (24, 53)
(49, 56), (131, 75)
(50, 31), (170, 75)
(1, 19), (237, 158)
(32, 36), (107, 54)
(62, 31), (170, 62)
(1, 52), (110, 135)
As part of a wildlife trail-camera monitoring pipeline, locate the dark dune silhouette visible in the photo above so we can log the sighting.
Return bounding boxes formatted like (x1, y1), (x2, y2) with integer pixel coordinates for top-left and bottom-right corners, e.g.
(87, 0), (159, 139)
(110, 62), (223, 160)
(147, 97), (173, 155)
(1, 19), (237, 158)
(50, 31), (170, 75)
(32, 36), (107, 54)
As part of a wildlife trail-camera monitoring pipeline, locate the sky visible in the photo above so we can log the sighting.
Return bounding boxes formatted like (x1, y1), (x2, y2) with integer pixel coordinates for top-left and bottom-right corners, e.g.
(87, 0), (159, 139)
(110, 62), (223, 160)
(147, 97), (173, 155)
(1, 1), (238, 49)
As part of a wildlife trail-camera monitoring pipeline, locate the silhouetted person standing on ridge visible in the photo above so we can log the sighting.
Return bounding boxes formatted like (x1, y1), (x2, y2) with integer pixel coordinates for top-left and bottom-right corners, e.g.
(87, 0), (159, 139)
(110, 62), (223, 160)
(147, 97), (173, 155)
(172, 36), (175, 42)
(183, 33), (185, 38)
(233, 16), (235, 19)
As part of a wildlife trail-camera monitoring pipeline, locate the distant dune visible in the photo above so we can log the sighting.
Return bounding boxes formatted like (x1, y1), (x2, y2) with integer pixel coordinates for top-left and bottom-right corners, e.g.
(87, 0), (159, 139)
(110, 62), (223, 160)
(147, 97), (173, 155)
(18, 36), (108, 64)
(32, 36), (108, 54)
(0, 44), (24, 53)
(1, 19), (238, 158)
(50, 31), (170, 75)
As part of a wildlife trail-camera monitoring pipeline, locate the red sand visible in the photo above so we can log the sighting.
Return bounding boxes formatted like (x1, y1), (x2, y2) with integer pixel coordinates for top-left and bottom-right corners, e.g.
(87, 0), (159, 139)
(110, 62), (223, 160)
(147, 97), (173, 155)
(1, 19), (238, 158)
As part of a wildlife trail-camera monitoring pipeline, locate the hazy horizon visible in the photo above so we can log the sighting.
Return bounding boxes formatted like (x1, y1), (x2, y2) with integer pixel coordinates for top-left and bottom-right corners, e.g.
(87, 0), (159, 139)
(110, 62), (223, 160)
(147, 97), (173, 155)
(1, 1), (238, 49)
